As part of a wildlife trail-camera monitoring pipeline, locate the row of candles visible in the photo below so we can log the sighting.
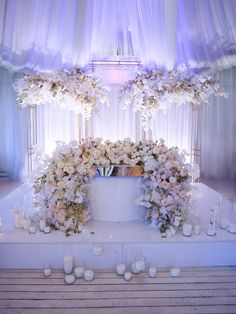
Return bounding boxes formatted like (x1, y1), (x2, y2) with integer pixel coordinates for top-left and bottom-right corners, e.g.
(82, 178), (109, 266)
(43, 255), (181, 284)
(7, 212), (235, 237)
(11, 210), (51, 234)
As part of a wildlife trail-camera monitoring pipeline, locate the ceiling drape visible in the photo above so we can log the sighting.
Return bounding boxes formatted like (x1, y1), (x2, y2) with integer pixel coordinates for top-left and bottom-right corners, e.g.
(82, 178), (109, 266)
(0, 0), (236, 72)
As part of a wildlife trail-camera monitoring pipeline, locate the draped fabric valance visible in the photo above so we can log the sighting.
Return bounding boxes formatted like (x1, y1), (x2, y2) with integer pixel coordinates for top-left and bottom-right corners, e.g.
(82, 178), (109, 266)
(0, 0), (236, 72)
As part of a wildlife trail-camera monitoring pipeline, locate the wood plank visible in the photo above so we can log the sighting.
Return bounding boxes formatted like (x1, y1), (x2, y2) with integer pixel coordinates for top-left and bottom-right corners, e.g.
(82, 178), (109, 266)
(0, 275), (236, 285)
(0, 288), (236, 300)
(1, 266), (236, 274)
(0, 296), (236, 308)
(1, 305), (236, 314)
(1, 281), (236, 292)
(0, 269), (236, 278)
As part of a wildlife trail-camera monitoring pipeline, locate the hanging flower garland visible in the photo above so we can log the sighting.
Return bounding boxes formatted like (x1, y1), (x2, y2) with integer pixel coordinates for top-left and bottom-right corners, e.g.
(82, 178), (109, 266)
(33, 138), (192, 237)
(119, 69), (228, 131)
(13, 69), (110, 120)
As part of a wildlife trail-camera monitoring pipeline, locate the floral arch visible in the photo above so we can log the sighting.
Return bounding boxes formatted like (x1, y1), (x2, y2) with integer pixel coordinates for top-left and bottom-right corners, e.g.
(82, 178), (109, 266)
(34, 137), (191, 237)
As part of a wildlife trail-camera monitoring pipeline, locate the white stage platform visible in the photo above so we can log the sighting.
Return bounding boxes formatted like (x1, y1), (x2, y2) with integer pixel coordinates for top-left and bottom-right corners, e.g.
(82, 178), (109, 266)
(0, 183), (236, 269)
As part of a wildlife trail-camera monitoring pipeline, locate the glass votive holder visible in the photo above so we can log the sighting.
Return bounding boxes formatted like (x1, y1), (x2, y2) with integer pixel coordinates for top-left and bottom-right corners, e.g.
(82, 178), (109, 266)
(206, 224), (216, 236)
(28, 223), (36, 234)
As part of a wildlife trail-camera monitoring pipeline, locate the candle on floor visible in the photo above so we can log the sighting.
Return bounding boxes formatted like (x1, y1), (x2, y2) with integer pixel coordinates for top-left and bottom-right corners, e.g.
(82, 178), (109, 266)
(170, 268), (180, 277)
(116, 263), (126, 275)
(64, 274), (75, 284)
(124, 272), (132, 281)
(182, 223), (192, 236)
(74, 267), (84, 278)
(63, 256), (73, 274)
(149, 267), (157, 278)
(131, 262), (140, 274)
(43, 268), (52, 277)
(84, 270), (94, 281)
(135, 260), (145, 272)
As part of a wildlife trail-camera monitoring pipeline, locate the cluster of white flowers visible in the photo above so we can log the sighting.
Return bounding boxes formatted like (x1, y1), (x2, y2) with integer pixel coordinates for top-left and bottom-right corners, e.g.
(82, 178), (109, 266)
(13, 69), (109, 120)
(34, 138), (191, 236)
(120, 69), (228, 132)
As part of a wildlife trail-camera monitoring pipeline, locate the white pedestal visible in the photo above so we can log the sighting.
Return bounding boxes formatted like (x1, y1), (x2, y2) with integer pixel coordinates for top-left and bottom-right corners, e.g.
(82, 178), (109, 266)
(88, 177), (144, 222)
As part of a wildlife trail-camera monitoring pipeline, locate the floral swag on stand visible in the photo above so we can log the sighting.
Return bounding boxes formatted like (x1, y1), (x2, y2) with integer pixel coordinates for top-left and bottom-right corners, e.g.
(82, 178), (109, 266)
(34, 138), (192, 237)
(120, 69), (228, 131)
(13, 68), (110, 119)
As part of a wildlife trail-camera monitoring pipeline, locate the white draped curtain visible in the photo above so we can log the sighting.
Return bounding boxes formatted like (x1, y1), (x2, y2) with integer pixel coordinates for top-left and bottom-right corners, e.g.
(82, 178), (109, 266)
(1, 0), (236, 71)
(201, 67), (236, 182)
(0, 68), (28, 180)
(0, 0), (235, 184)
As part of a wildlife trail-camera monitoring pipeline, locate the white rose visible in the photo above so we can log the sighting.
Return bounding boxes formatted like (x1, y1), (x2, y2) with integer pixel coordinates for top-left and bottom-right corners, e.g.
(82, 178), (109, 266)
(158, 155), (166, 163)
(66, 166), (75, 174)
(77, 165), (86, 175)
(169, 176), (176, 184)
(58, 161), (65, 169)
(55, 190), (64, 199)
(165, 161), (173, 169)
(57, 210), (66, 224)
(161, 199), (168, 206)
(57, 181), (65, 189)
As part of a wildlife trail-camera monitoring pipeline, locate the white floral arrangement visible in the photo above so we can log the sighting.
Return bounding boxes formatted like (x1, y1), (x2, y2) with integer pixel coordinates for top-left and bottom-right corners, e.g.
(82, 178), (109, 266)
(34, 138), (191, 237)
(13, 69), (109, 120)
(120, 69), (227, 131)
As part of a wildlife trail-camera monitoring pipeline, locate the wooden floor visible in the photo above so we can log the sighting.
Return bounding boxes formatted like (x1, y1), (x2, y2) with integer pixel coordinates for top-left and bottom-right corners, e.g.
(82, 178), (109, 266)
(0, 267), (236, 314)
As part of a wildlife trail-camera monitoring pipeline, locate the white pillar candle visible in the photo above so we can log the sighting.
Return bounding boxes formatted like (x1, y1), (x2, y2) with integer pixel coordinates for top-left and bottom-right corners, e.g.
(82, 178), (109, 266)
(13, 212), (24, 228)
(84, 270), (94, 281)
(28, 225), (36, 234)
(135, 260), (145, 272)
(116, 263), (126, 275)
(193, 224), (201, 235)
(93, 244), (103, 256)
(149, 267), (157, 278)
(131, 262), (140, 274)
(65, 274), (76, 284)
(23, 218), (31, 231)
(74, 267), (84, 278)
(182, 223), (192, 237)
(44, 226), (51, 234)
(43, 268), (52, 277)
(63, 256), (73, 274)
(39, 219), (46, 232)
(124, 272), (132, 281)
(0, 217), (2, 233)
(170, 268), (180, 277)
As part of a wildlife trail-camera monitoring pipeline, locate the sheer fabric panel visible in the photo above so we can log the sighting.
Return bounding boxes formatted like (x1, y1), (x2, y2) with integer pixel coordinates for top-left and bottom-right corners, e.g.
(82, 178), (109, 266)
(0, 68), (27, 180)
(201, 67), (236, 182)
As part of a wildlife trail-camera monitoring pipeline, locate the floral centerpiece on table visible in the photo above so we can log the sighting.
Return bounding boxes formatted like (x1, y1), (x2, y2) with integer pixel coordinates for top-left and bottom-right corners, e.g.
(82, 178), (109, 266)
(34, 138), (192, 237)
(13, 69), (109, 120)
(120, 69), (227, 131)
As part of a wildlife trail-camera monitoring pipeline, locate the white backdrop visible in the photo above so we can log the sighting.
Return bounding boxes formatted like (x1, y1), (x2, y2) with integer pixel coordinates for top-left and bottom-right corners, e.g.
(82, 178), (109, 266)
(0, 0), (236, 183)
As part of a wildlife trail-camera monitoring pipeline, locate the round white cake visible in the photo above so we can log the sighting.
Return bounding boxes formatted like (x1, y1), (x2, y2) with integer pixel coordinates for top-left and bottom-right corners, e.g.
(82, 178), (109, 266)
(88, 176), (144, 222)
